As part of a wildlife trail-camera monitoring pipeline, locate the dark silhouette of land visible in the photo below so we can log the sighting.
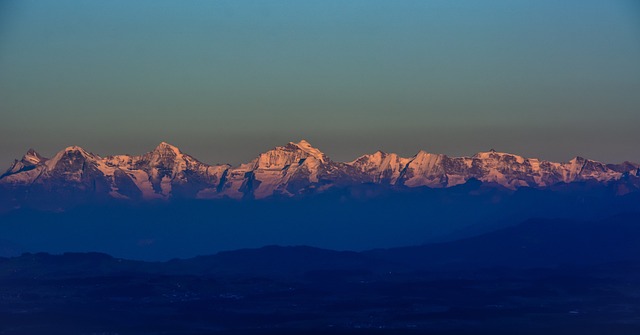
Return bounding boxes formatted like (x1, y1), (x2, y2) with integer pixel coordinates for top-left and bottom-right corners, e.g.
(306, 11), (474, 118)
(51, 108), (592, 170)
(1, 214), (639, 334)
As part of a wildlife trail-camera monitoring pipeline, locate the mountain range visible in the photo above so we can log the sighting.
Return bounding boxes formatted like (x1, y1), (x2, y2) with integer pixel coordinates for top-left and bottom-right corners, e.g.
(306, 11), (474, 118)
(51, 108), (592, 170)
(2, 140), (639, 208)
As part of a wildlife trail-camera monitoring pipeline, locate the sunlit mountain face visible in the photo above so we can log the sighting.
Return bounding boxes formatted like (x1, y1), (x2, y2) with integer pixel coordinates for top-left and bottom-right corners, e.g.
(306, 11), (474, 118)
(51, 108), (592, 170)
(2, 140), (639, 208)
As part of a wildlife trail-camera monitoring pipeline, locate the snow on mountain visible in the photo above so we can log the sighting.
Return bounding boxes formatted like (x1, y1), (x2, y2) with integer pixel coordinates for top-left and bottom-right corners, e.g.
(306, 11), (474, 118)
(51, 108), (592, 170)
(205, 140), (356, 199)
(607, 161), (640, 176)
(349, 151), (410, 184)
(22, 149), (45, 165)
(43, 146), (107, 180)
(242, 141), (319, 199)
(1, 140), (637, 202)
(104, 142), (229, 199)
(0, 149), (48, 185)
(562, 156), (620, 183)
(291, 139), (328, 163)
(351, 149), (626, 190)
(397, 151), (450, 188)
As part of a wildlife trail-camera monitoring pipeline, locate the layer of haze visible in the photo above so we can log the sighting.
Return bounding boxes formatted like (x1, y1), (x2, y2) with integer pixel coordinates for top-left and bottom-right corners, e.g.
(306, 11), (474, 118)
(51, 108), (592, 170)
(1, 0), (639, 166)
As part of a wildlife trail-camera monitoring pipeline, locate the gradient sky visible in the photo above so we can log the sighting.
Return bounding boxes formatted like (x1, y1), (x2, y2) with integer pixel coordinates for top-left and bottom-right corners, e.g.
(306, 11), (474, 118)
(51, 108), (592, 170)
(1, 0), (639, 166)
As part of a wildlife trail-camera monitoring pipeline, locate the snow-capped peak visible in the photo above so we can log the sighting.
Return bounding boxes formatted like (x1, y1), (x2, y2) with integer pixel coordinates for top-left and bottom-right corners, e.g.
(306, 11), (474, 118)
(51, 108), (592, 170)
(57, 146), (98, 159)
(414, 150), (437, 157)
(289, 139), (327, 162)
(349, 150), (387, 164)
(45, 146), (99, 170)
(64, 145), (88, 152)
(22, 149), (45, 165)
(2, 140), (638, 203)
(154, 142), (181, 155)
(473, 150), (526, 164)
(0, 149), (47, 179)
(474, 149), (508, 157)
(569, 156), (585, 164)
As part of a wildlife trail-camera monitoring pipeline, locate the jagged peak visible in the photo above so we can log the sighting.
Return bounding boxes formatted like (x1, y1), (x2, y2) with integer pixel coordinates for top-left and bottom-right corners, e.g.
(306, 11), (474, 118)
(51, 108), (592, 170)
(569, 156), (586, 164)
(619, 161), (639, 167)
(25, 148), (39, 156)
(365, 150), (390, 157)
(474, 149), (509, 156)
(59, 146), (98, 159)
(414, 150), (442, 157)
(568, 156), (608, 166)
(293, 139), (313, 147)
(22, 148), (45, 164)
(348, 150), (409, 167)
(474, 149), (523, 158)
(620, 161), (640, 169)
(288, 139), (327, 162)
(410, 151), (446, 165)
(64, 145), (87, 152)
(154, 141), (181, 155)
(289, 139), (315, 151)
(472, 150), (528, 165)
(355, 150), (386, 159)
(43, 145), (98, 170)
(348, 152), (379, 166)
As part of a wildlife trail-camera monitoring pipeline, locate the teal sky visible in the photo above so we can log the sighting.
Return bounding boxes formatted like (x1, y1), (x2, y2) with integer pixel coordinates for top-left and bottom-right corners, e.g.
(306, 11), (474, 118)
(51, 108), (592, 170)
(1, 0), (639, 165)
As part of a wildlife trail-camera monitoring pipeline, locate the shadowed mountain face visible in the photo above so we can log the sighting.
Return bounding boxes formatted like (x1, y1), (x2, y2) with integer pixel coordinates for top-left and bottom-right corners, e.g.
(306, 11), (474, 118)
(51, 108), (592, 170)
(1, 140), (639, 211)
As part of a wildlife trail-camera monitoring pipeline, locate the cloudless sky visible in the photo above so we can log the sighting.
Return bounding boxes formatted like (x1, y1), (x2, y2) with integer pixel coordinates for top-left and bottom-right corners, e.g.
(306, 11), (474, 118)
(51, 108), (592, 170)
(1, 0), (639, 165)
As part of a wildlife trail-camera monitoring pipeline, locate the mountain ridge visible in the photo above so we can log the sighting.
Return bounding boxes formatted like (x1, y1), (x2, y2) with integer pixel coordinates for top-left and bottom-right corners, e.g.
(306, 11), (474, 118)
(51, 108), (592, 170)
(2, 140), (639, 205)
(3, 213), (640, 275)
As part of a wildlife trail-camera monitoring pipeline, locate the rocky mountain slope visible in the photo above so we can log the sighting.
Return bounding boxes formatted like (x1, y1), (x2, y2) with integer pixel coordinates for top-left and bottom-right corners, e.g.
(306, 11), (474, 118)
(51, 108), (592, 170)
(1, 140), (639, 203)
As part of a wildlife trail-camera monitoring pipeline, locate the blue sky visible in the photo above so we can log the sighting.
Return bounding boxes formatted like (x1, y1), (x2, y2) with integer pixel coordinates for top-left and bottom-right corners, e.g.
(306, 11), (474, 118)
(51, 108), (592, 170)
(1, 0), (639, 165)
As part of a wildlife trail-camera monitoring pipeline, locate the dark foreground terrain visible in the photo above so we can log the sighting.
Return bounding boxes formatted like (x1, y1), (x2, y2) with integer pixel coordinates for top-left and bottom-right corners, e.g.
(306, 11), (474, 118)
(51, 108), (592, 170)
(1, 262), (640, 335)
(1, 214), (640, 334)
